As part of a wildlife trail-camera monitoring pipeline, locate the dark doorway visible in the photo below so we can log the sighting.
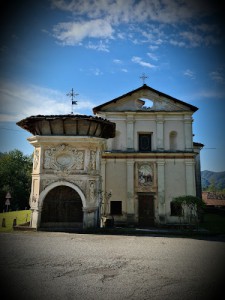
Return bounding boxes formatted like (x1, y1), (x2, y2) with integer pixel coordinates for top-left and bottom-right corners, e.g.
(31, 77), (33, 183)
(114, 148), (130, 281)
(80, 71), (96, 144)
(41, 186), (83, 228)
(138, 194), (155, 227)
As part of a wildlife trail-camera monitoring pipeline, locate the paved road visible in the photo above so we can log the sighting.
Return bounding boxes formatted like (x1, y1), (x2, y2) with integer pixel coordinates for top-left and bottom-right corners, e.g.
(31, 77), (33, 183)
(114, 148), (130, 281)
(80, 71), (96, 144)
(0, 231), (224, 300)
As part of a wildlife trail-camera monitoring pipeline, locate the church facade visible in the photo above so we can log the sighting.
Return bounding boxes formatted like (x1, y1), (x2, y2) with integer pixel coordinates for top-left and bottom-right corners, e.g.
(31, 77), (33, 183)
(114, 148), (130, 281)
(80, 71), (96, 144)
(93, 84), (203, 227)
(17, 84), (203, 229)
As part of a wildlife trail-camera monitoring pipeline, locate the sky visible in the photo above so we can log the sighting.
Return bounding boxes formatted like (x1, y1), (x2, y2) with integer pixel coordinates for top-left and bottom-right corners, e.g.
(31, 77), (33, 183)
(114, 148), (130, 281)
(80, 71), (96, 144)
(0, 0), (225, 172)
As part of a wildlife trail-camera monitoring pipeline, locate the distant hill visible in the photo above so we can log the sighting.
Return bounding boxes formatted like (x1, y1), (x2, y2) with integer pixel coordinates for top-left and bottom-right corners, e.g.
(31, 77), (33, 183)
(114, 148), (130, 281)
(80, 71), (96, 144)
(201, 170), (225, 190)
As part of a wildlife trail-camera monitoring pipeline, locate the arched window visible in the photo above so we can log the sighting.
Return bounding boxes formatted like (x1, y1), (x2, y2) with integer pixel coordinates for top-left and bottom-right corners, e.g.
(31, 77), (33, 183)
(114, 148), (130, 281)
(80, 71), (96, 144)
(170, 131), (177, 151)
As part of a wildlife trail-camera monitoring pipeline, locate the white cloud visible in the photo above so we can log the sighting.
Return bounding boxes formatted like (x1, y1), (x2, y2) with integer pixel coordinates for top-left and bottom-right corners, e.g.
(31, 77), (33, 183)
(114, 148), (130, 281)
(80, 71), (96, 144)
(210, 71), (224, 84)
(131, 56), (156, 68)
(86, 40), (110, 52)
(51, 0), (217, 24)
(50, 0), (221, 49)
(121, 68), (128, 72)
(148, 45), (159, 51)
(179, 31), (203, 47)
(147, 52), (158, 61)
(91, 68), (103, 76)
(169, 39), (186, 48)
(113, 59), (122, 64)
(52, 19), (114, 45)
(181, 89), (225, 102)
(170, 29), (221, 48)
(183, 69), (195, 79)
(0, 81), (95, 122)
(192, 90), (225, 100)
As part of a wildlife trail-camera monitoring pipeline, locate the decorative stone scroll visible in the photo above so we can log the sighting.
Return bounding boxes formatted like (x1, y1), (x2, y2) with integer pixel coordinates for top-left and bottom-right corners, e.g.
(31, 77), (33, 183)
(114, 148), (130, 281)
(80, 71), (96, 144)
(43, 144), (84, 173)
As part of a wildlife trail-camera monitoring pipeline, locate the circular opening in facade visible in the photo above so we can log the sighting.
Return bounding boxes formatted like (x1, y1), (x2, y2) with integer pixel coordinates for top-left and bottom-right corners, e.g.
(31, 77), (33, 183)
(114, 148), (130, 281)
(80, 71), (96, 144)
(139, 98), (154, 109)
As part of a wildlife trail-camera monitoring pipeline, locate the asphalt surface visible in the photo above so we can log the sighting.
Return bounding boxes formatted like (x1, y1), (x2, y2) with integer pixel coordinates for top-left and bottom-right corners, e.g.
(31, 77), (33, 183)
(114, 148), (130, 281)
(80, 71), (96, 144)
(0, 231), (224, 300)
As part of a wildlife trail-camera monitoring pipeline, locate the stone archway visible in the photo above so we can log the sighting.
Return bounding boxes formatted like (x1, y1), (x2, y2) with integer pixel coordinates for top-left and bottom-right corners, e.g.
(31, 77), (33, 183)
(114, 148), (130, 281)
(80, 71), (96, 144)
(39, 182), (86, 229)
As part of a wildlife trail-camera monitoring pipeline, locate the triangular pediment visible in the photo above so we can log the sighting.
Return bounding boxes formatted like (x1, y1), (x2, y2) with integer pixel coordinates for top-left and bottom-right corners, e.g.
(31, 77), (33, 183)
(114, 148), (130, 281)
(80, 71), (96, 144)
(93, 84), (198, 114)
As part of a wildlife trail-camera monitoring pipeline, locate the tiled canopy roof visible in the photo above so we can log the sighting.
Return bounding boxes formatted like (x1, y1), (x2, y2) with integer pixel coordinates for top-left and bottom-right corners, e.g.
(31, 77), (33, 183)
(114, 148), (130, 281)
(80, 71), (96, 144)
(17, 114), (116, 138)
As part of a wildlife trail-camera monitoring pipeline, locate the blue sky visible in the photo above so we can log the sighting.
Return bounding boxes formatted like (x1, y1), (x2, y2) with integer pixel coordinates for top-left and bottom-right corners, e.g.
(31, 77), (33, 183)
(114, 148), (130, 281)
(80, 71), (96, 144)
(0, 0), (224, 172)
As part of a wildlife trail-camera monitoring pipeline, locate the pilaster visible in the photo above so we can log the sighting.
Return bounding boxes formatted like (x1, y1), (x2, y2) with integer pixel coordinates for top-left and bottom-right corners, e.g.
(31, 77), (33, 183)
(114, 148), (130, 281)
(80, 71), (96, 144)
(156, 116), (164, 150)
(184, 116), (193, 151)
(126, 113), (135, 151)
(157, 159), (166, 223)
(185, 160), (196, 195)
(126, 159), (135, 222)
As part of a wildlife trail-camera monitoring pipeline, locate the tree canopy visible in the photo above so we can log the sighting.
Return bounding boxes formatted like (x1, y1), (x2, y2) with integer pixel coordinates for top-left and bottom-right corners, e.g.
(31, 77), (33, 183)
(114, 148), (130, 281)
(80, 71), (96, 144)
(0, 149), (32, 211)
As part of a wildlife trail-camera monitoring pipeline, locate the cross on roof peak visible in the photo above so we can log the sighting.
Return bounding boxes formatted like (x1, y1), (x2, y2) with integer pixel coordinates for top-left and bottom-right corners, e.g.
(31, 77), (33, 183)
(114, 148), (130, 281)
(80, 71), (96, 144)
(140, 73), (148, 85)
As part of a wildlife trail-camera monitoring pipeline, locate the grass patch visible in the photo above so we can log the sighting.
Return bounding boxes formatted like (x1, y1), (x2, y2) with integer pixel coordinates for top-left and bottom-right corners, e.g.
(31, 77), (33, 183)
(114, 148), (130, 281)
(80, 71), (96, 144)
(0, 210), (31, 232)
(201, 213), (225, 234)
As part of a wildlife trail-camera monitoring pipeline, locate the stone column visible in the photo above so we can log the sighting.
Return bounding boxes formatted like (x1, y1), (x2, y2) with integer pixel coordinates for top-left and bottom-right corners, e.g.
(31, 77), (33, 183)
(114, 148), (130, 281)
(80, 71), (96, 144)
(126, 159), (135, 224)
(157, 160), (166, 224)
(126, 113), (135, 151)
(185, 160), (196, 195)
(184, 116), (193, 151)
(156, 116), (164, 151)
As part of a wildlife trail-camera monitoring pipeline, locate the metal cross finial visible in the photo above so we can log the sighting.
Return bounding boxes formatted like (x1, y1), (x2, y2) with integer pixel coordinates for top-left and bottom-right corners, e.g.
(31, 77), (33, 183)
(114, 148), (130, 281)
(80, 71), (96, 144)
(140, 73), (148, 85)
(66, 88), (79, 114)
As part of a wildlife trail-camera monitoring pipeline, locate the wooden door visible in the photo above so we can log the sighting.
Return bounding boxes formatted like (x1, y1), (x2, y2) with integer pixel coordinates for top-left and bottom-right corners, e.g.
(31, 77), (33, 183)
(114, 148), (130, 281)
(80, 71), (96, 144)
(138, 194), (155, 227)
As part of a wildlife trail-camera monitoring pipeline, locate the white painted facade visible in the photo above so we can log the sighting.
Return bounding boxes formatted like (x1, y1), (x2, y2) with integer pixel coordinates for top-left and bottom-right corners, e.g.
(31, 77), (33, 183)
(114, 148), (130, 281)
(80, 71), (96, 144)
(93, 84), (202, 226)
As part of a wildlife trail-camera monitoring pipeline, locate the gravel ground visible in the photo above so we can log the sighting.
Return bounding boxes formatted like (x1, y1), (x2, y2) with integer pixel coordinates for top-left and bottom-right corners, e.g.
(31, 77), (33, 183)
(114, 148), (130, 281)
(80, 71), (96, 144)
(0, 231), (224, 300)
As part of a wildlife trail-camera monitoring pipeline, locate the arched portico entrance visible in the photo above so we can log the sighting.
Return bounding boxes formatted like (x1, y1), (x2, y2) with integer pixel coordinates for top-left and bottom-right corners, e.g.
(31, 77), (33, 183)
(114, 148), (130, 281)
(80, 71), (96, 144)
(39, 182), (86, 229)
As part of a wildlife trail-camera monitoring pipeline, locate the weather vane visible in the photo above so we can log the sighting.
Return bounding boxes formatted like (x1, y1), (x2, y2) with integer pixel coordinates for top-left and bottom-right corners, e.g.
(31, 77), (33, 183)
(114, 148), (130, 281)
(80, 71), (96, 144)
(66, 88), (78, 114)
(140, 73), (148, 85)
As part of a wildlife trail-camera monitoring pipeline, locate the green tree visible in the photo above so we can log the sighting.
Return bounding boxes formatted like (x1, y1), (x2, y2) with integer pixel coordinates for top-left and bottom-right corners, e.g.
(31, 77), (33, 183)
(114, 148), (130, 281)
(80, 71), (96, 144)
(0, 150), (32, 211)
(208, 178), (217, 192)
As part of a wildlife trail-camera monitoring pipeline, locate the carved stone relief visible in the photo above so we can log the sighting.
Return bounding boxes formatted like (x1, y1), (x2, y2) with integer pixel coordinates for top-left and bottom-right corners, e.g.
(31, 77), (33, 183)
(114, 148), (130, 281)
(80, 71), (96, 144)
(43, 144), (84, 174)
(90, 151), (96, 170)
(89, 180), (96, 202)
(33, 149), (39, 170)
(32, 195), (37, 203)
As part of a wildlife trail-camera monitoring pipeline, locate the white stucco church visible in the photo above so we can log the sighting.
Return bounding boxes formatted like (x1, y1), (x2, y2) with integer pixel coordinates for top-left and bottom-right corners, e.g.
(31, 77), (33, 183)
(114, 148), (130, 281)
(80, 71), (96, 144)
(17, 83), (203, 230)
